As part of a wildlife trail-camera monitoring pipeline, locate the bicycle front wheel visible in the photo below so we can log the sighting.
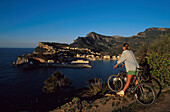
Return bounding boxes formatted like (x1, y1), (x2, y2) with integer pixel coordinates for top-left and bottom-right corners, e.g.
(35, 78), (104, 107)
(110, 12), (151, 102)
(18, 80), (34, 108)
(107, 74), (123, 92)
(134, 83), (157, 106)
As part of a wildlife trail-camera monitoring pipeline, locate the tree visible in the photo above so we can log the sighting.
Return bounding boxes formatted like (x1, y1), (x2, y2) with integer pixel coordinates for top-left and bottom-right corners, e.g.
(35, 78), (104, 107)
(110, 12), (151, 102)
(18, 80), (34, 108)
(43, 71), (71, 93)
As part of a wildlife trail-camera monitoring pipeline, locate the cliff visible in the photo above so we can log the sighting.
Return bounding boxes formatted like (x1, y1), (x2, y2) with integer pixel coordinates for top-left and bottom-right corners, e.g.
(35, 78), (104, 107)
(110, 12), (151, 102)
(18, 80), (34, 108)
(33, 42), (56, 54)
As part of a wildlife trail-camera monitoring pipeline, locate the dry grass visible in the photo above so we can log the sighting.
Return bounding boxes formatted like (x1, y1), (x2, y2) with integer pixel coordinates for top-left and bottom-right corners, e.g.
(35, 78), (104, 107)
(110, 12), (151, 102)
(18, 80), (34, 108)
(88, 78), (108, 96)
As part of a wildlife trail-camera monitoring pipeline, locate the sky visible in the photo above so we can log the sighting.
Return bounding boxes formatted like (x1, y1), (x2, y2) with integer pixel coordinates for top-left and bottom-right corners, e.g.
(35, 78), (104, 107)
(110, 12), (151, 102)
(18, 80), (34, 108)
(0, 0), (170, 48)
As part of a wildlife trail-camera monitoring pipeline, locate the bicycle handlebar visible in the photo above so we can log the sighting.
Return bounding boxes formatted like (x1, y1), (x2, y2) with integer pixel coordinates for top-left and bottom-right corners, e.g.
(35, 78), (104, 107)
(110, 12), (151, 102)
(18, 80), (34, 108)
(117, 65), (123, 68)
(114, 65), (124, 68)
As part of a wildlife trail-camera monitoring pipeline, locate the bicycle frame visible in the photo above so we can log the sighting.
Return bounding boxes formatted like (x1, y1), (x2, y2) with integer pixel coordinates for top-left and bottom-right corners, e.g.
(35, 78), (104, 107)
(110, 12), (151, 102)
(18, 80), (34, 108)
(117, 66), (144, 93)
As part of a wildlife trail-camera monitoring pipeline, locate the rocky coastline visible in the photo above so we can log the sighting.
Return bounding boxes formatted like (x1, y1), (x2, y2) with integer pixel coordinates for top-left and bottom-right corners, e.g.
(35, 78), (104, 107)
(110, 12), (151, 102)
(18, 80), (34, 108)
(12, 42), (118, 69)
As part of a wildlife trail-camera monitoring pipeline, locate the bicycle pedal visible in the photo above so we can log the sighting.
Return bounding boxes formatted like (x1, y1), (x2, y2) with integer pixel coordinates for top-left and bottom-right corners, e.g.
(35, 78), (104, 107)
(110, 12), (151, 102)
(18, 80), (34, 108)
(131, 90), (134, 93)
(127, 88), (132, 92)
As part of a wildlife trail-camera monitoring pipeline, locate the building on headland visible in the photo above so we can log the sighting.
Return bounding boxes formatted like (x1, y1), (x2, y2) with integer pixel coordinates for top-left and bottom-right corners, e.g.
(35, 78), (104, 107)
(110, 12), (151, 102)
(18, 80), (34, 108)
(86, 55), (94, 59)
(117, 56), (120, 60)
(81, 55), (86, 58)
(95, 56), (100, 60)
(103, 55), (110, 60)
(62, 47), (70, 49)
(48, 60), (55, 63)
(112, 56), (117, 60)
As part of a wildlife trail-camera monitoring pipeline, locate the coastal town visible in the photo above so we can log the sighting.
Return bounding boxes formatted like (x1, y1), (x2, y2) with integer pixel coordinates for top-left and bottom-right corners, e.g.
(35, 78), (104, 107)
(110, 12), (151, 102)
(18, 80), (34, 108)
(13, 42), (120, 68)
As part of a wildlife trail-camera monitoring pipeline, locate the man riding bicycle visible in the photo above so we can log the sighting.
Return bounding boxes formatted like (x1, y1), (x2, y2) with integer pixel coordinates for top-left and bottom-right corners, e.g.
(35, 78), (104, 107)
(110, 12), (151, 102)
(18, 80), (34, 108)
(114, 43), (139, 96)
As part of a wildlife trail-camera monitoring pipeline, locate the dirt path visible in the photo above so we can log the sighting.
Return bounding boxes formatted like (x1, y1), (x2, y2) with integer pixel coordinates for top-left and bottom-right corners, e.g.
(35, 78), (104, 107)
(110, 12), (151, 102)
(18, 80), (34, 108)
(138, 93), (170, 112)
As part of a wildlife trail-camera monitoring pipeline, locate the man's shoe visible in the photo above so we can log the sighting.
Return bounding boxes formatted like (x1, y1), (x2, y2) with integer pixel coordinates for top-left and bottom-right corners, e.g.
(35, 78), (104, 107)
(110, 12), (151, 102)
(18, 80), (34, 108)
(117, 90), (124, 96)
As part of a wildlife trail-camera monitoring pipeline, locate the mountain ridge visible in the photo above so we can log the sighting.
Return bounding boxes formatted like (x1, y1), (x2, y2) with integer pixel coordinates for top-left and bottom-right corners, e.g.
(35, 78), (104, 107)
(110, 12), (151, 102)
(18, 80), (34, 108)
(36, 27), (170, 56)
(70, 27), (170, 55)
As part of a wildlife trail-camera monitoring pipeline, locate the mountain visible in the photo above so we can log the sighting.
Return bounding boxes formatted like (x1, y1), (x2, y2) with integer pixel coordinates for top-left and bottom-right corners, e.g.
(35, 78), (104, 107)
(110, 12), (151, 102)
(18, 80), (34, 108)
(70, 27), (170, 55)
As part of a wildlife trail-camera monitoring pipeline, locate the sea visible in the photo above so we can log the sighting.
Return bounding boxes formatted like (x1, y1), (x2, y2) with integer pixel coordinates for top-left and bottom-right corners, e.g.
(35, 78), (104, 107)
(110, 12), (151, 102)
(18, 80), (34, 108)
(0, 48), (120, 111)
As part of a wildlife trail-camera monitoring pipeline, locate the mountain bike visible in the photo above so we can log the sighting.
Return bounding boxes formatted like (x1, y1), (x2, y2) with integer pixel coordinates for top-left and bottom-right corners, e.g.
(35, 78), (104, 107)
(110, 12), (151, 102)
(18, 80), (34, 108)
(107, 65), (157, 106)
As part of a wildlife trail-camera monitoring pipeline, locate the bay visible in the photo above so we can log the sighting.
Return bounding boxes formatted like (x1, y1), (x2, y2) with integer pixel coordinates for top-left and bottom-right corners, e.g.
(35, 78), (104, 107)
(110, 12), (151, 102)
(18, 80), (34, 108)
(0, 48), (120, 111)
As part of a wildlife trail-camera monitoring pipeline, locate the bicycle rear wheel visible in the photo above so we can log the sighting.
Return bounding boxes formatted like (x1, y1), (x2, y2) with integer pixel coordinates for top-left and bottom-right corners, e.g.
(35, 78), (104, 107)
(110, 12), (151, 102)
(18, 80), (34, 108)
(139, 73), (150, 82)
(134, 83), (157, 106)
(107, 74), (123, 92)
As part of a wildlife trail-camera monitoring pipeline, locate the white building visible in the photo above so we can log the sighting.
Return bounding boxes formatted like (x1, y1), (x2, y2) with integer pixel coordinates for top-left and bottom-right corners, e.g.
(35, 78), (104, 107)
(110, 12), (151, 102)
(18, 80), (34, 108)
(104, 55), (110, 59)
(48, 60), (54, 63)
(86, 55), (94, 58)
(117, 56), (120, 60)
(76, 54), (81, 58)
(112, 56), (117, 60)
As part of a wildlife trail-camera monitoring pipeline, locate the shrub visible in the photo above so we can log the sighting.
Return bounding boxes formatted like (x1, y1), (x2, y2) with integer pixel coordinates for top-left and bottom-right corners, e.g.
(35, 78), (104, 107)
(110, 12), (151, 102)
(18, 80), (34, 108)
(43, 71), (71, 93)
(146, 34), (170, 88)
(88, 78), (108, 96)
(72, 97), (80, 104)
(116, 101), (120, 106)
(147, 34), (170, 56)
(136, 34), (170, 87)
(147, 54), (170, 88)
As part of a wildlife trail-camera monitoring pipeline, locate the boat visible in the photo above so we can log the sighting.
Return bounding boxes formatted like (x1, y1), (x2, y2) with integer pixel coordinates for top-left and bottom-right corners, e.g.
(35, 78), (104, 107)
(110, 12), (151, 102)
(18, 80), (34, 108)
(71, 60), (89, 64)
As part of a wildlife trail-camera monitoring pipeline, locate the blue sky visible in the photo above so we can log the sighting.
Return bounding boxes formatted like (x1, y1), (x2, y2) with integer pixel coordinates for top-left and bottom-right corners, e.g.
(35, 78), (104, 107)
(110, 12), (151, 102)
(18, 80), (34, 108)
(0, 0), (170, 48)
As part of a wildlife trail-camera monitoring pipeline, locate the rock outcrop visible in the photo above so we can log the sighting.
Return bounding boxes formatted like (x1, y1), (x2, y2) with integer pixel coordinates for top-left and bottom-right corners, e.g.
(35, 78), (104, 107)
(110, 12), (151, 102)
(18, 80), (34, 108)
(16, 56), (28, 65)
(33, 42), (56, 54)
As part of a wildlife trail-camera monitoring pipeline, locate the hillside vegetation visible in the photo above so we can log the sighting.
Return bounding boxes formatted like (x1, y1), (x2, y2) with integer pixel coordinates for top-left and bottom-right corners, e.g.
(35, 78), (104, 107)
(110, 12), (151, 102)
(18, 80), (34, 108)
(136, 34), (170, 88)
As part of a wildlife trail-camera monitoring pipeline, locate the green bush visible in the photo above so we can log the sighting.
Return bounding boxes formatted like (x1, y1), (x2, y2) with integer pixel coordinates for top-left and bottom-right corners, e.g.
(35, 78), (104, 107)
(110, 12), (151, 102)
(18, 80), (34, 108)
(147, 34), (170, 87)
(136, 34), (170, 87)
(147, 54), (170, 87)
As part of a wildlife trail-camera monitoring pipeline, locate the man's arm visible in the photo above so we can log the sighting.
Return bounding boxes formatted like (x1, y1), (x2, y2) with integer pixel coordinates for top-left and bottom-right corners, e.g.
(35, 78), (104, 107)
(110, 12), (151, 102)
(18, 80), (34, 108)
(114, 63), (119, 68)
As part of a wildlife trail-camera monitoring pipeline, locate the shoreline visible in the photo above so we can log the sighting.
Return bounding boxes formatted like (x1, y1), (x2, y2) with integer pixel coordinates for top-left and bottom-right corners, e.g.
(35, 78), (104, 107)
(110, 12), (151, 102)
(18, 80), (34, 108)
(12, 59), (117, 69)
(13, 63), (92, 70)
(39, 63), (92, 68)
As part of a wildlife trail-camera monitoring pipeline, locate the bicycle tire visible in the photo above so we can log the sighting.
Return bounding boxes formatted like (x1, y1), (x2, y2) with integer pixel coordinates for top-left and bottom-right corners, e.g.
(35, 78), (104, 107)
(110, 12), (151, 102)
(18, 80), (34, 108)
(107, 74), (123, 92)
(149, 78), (162, 98)
(139, 73), (150, 82)
(134, 83), (157, 106)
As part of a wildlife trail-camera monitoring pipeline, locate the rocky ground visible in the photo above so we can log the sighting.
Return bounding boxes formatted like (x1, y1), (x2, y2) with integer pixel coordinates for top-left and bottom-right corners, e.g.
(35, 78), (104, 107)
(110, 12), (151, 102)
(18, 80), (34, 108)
(51, 88), (170, 112)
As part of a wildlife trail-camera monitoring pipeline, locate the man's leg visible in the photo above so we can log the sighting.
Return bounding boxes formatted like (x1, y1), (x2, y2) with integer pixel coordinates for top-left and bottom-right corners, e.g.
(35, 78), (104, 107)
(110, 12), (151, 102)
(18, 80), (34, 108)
(123, 75), (133, 92)
(134, 76), (138, 86)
